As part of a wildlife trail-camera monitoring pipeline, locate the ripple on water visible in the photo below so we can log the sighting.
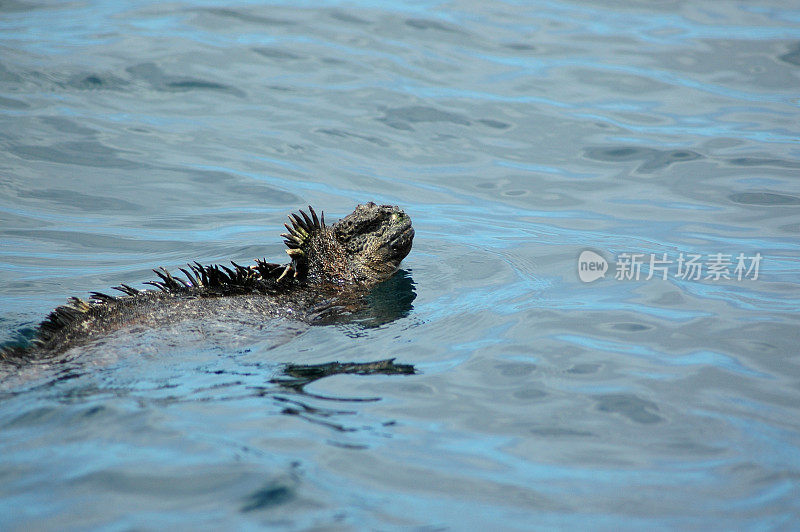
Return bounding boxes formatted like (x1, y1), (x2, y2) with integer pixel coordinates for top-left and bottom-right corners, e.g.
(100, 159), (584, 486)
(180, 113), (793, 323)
(0, 1), (799, 530)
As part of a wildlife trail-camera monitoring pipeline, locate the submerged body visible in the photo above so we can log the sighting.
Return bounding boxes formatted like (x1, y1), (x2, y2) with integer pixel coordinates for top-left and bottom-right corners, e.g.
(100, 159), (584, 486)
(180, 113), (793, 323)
(1, 202), (414, 361)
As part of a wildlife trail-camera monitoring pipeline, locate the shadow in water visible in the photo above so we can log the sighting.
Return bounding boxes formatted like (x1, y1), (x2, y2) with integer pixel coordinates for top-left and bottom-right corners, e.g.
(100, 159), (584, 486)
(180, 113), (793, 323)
(308, 269), (417, 329)
(272, 358), (415, 392)
(362, 268), (417, 325)
(249, 271), (417, 432)
(255, 358), (416, 433)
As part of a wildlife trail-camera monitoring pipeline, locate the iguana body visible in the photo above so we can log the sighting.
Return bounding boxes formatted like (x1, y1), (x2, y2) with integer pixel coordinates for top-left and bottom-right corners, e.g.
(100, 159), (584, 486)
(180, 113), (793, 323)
(1, 202), (414, 361)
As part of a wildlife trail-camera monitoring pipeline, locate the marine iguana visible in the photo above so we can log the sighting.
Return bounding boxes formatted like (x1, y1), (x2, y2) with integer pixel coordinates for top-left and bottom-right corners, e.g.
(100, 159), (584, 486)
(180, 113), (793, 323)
(1, 202), (414, 362)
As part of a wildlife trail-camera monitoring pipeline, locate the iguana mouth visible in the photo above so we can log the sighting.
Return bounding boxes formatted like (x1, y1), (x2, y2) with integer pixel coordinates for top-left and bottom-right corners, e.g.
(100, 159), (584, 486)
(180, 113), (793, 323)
(389, 221), (414, 262)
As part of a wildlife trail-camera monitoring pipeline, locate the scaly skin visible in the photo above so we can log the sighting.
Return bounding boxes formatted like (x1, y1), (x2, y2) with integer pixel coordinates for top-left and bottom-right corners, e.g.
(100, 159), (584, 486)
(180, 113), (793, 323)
(1, 202), (414, 361)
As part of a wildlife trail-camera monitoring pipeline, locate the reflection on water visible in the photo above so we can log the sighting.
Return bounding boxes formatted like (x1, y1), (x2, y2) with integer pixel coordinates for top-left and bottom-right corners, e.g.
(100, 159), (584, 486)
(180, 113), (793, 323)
(1, 0), (799, 529)
(273, 358), (416, 392)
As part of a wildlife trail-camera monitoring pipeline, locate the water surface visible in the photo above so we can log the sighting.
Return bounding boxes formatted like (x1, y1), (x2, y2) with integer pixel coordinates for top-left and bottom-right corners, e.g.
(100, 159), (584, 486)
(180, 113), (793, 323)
(1, 1), (799, 529)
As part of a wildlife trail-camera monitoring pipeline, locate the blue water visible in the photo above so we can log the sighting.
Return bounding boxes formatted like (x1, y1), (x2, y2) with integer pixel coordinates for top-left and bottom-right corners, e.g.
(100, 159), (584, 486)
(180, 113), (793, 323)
(2, 1), (800, 529)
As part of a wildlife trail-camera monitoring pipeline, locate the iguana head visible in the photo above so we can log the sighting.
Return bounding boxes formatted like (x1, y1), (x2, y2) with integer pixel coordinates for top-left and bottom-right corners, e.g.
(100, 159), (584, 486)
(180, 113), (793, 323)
(282, 202), (414, 288)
